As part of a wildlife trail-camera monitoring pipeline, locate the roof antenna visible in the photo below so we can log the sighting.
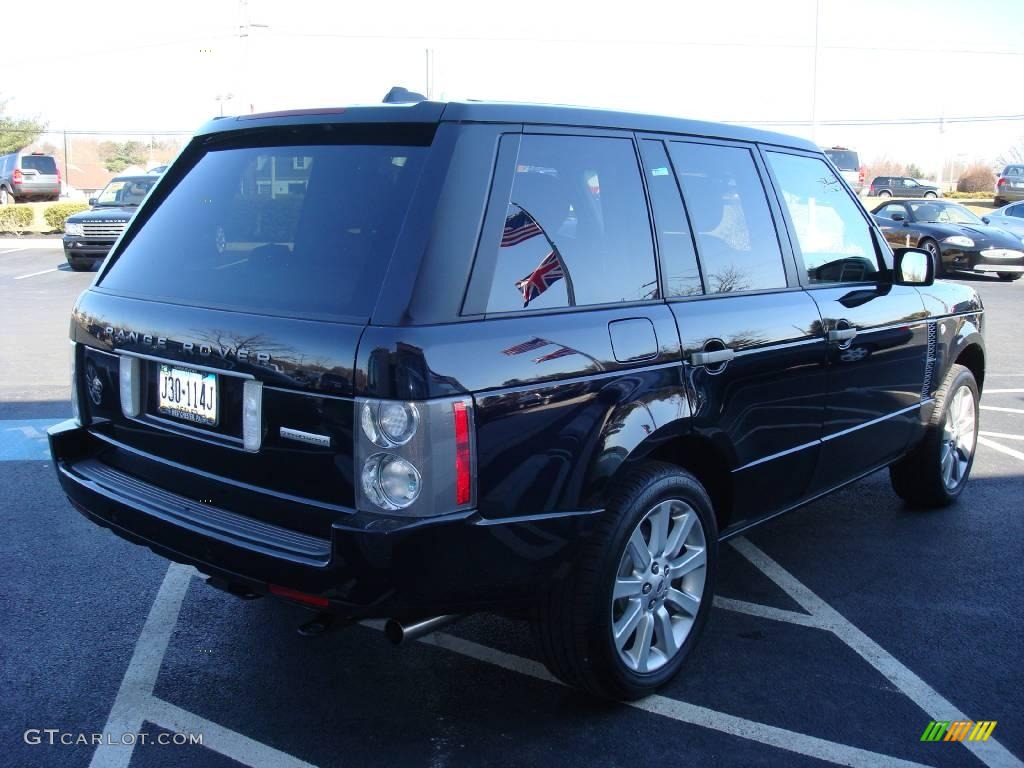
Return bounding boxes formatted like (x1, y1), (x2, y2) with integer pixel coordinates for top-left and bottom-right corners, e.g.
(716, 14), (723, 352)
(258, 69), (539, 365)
(383, 86), (426, 104)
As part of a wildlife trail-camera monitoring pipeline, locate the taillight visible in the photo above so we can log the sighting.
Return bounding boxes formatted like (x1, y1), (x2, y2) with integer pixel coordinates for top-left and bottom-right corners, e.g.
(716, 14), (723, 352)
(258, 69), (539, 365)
(453, 401), (471, 505)
(858, 166), (865, 185)
(12, 169), (22, 184)
(56, 167), (62, 184)
(997, 177), (1007, 187)
(356, 396), (475, 517)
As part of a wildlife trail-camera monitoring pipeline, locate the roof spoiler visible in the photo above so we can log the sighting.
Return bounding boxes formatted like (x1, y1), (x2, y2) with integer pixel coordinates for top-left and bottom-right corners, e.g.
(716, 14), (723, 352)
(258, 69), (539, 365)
(383, 86), (426, 104)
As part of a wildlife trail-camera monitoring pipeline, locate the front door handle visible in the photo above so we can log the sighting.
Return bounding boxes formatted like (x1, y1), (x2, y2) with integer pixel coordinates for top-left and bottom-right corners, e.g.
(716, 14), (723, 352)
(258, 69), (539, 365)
(827, 328), (858, 342)
(690, 348), (736, 366)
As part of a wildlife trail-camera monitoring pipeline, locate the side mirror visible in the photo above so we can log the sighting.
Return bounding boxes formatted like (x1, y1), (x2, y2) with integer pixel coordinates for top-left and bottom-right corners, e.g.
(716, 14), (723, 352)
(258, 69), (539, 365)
(891, 212), (906, 222)
(893, 247), (933, 286)
(88, 197), (97, 206)
(981, 216), (990, 224)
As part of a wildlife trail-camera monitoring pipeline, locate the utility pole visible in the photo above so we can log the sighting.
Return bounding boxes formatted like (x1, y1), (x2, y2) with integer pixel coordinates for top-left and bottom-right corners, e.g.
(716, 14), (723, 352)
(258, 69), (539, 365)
(62, 130), (69, 197)
(425, 48), (435, 100)
(237, 0), (269, 113)
(809, 0), (821, 143)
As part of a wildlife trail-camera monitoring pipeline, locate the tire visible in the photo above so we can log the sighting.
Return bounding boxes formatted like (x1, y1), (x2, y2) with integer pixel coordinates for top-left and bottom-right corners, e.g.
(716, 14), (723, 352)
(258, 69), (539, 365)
(998, 272), (1021, 281)
(533, 461), (718, 700)
(919, 238), (943, 277)
(890, 364), (979, 508)
(994, 198), (1005, 207)
(878, 190), (892, 198)
(67, 258), (93, 272)
(0, 187), (11, 205)
(923, 191), (937, 199)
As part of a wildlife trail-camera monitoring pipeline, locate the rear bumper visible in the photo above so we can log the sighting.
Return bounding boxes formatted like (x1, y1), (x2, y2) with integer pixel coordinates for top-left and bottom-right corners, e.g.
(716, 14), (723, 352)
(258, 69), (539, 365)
(996, 189), (1024, 202)
(48, 420), (597, 618)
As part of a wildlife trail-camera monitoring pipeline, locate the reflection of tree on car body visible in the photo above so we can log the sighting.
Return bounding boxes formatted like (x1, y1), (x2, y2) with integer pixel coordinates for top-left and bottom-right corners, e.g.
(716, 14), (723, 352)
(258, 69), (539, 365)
(871, 199), (1024, 281)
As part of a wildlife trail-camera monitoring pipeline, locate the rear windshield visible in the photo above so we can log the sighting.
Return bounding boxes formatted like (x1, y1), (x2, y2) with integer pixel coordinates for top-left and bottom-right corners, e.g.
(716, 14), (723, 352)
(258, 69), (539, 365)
(1004, 165), (1024, 177)
(22, 155), (58, 173)
(825, 150), (859, 171)
(99, 135), (429, 319)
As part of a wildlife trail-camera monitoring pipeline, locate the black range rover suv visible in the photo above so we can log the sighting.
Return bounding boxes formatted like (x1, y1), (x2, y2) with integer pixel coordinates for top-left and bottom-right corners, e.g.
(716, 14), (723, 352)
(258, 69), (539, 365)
(49, 101), (985, 699)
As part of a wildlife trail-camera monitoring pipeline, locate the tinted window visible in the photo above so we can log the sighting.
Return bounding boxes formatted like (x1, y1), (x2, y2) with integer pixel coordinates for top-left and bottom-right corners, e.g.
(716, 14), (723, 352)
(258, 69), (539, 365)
(639, 140), (702, 297)
(825, 149), (858, 171)
(876, 203), (905, 220)
(767, 152), (879, 284)
(100, 140), (427, 319)
(21, 155), (58, 174)
(1008, 204), (1024, 218)
(669, 141), (786, 294)
(482, 134), (656, 313)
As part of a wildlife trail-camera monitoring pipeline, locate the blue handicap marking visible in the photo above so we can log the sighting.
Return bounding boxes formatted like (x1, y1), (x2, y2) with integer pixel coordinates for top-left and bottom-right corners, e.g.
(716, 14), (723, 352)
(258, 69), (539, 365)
(0, 419), (63, 461)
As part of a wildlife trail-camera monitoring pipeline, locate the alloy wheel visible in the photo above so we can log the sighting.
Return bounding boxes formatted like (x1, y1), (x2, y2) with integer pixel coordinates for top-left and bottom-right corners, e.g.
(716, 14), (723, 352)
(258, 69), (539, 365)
(611, 499), (707, 674)
(941, 385), (976, 491)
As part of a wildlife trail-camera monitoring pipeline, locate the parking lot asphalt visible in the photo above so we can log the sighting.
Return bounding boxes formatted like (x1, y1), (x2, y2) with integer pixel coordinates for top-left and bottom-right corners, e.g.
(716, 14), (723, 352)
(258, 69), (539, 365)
(2, 242), (1022, 768)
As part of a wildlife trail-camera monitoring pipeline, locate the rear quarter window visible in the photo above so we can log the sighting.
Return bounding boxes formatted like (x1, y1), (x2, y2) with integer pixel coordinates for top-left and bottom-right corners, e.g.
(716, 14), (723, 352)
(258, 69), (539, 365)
(473, 133), (657, 313)
(99, 134), (430, 320)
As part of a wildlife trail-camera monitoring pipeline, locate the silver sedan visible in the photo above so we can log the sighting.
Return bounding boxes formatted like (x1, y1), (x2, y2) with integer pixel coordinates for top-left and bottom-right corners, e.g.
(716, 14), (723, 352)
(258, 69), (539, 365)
(982, 201), (1024, 242)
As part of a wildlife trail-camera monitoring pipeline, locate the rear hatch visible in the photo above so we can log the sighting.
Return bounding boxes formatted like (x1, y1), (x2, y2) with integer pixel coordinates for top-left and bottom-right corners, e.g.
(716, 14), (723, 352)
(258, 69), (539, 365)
(19, 154), (60, 194)
(74, 123), (435, 530)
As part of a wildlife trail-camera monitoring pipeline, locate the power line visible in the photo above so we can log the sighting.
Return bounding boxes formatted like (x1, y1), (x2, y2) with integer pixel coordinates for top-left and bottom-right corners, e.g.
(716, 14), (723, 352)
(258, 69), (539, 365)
(727, 114), (1024, 127)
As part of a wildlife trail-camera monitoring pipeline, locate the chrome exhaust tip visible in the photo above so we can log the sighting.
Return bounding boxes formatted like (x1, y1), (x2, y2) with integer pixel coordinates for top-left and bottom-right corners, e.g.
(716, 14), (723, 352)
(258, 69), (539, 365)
(384, 614), (462, 644)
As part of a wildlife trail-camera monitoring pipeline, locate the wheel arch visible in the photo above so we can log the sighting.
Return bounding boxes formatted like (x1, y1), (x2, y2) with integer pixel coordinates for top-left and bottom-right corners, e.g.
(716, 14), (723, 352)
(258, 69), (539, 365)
(600, 427), (735, 534)
(954, 340), (985, 394)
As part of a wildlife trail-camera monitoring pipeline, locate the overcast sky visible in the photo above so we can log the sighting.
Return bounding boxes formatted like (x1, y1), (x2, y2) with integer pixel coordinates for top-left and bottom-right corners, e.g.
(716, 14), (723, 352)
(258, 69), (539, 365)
(9, 0), (1024, 174)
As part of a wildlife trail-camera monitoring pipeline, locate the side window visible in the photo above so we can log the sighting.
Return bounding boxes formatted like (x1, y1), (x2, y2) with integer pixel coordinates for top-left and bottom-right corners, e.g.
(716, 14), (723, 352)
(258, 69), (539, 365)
(903, 178), (917, 187)
(482, 134), (657, 313)
(668, 141), (787, 294)
(766, 152), (880, 285)
(1008, 204), (1024, 218)
(877, 203), (905, 220)
(639, 140), (703, 297)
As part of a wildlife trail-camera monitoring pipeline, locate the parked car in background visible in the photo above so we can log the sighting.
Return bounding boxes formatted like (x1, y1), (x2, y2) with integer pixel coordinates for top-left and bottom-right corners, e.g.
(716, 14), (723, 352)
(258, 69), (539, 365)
(823, 146), (864, 194)
(49, 100), (986, 701)
(0, 151), (61, 204)
(62, 175), (158, 270)
(981, 201), (1024, 240)
(868, 176), (939, 199)
(994, 164), (1024, 206)
(872, 198), (1023, 280)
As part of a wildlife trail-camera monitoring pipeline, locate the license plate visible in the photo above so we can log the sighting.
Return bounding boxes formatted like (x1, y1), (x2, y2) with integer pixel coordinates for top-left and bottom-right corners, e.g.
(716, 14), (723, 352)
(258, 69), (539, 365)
(157, 365), (218, 426)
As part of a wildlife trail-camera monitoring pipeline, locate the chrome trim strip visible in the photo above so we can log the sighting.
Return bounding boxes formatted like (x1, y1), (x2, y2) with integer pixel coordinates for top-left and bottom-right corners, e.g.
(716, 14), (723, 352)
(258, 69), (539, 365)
(822, 401), (931, 443)
(118, 350), (255, 379)
(733, 439), (820, 473)
(733, 400), (933, 472)
(733, 337), (819, 358)
(280, 427), (331, 448)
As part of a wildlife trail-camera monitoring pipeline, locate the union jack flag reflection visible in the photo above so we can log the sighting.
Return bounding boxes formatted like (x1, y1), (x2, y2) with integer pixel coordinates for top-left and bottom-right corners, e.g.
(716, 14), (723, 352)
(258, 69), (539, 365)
(515, 251), (564, 307)
(501, 208), (543, 247)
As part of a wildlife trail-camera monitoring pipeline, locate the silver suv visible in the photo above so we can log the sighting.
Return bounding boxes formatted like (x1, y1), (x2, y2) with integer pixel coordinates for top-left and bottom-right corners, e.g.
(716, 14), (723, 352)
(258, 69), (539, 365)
(994, 164), (1024, 206)
(0, 151), (61, 203)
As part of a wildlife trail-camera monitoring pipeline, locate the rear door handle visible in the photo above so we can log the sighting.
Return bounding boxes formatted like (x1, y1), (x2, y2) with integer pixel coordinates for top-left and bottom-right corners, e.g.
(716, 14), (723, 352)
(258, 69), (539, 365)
(827, 328), (858, 342)
(690, 349), (736, 366)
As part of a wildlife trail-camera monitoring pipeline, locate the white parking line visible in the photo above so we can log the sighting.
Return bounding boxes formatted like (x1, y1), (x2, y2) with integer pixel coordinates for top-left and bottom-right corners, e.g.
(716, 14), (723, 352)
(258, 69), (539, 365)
(978, 431), (1024, 442)
(730, 538), (1023, 768)
(982, 389), (1024, 394)
(980, 405), (1024, 415)
(978, 436), (1024, 463)
(421, 632), (936, 768)
(89, 563), (318, 768)
(13, 267), (58, 280)
(93, 541), (1024, 768)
